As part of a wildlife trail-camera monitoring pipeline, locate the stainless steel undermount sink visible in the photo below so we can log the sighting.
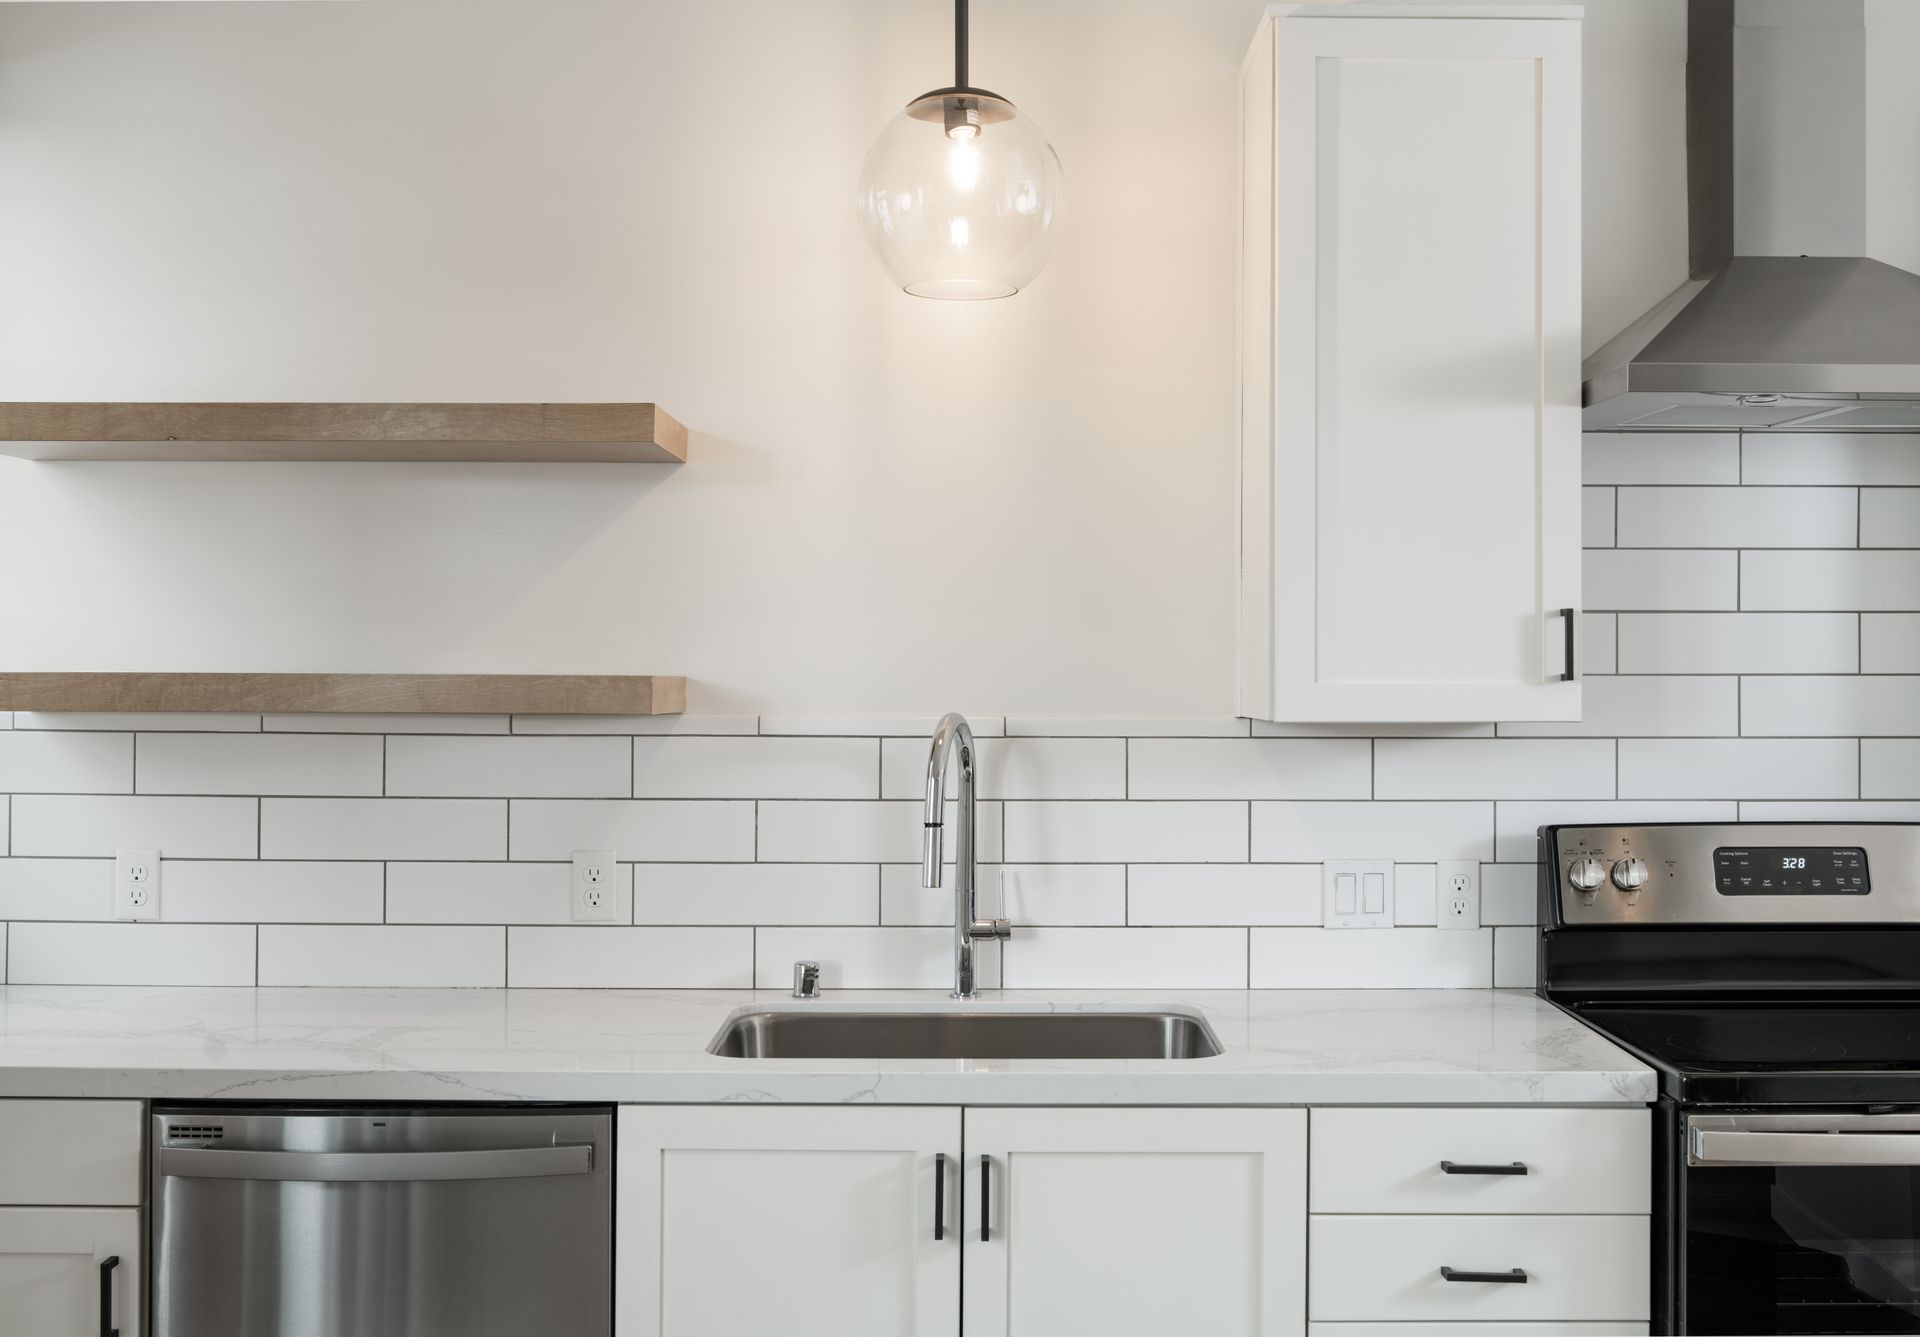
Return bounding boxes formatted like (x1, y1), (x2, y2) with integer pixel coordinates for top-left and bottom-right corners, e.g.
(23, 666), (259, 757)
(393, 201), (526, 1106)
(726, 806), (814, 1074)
(707, 1008), (1224, 1060)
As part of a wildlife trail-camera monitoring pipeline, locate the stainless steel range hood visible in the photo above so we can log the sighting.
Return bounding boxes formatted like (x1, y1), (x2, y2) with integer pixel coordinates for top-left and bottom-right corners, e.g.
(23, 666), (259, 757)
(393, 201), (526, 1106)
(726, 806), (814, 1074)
(1583, 0), (1920, 432)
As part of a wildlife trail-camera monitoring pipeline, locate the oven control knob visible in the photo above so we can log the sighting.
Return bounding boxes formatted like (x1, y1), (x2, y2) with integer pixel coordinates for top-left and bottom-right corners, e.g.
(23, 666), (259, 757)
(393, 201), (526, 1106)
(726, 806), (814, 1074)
(1566, 856), (1608, 892)
(1611, 857), (1650, 892)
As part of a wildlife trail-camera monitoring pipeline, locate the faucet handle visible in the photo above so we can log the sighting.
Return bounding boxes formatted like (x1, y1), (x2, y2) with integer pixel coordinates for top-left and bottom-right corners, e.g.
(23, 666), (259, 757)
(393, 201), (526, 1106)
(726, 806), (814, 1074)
(792, 960), (822, 999)
(969, 918), (1011, 941)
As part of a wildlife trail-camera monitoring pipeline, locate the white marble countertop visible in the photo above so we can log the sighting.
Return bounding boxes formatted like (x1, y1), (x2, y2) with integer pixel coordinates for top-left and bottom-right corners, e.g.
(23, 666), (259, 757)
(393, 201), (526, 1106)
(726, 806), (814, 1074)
(0, 986), (1653, 1105)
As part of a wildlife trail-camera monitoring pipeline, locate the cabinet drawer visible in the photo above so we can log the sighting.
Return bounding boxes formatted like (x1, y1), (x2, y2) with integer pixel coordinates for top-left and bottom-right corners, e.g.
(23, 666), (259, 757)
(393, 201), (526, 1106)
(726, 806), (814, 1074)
(1310, 1215), (1649, 1322)
(1310, 1108), (1648, 1214)
(0, 1101), (142, 1206)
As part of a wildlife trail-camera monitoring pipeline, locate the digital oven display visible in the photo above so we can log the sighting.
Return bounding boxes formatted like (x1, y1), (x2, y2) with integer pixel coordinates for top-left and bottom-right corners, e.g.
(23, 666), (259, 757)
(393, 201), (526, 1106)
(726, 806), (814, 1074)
(1713, 847), (1869, 895)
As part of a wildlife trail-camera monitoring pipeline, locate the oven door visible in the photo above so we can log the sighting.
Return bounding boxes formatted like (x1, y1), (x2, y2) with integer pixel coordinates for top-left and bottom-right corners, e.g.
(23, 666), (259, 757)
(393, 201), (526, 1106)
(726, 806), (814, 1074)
(1684, 1112), (1920, 1334)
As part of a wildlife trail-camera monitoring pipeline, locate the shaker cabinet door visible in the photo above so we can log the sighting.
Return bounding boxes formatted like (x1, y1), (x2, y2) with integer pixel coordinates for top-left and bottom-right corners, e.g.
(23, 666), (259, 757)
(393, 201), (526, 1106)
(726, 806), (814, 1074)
(0, 1207), (140, 1337)
(1239, 10), (1583, 722)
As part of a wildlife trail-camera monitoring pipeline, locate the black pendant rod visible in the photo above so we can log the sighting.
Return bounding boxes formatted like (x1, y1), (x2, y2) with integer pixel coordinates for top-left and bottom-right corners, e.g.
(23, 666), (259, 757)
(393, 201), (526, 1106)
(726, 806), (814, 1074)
(955, 0), (969, 90)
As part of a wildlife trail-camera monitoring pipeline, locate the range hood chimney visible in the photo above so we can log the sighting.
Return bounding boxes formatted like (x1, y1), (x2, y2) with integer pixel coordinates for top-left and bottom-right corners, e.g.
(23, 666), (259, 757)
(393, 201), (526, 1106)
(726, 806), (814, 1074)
(1582, 0), (1920, 432)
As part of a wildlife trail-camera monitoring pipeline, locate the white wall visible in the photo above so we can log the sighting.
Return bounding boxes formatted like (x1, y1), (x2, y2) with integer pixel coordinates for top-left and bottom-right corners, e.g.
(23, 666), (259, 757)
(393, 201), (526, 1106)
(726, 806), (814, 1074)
(0, 0), (1684, 716)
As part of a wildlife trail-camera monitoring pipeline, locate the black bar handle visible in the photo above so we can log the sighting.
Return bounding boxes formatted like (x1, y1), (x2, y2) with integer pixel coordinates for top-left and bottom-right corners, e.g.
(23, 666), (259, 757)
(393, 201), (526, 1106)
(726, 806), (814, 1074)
(1440, 1160), (1528, 1176)
(1440, 1266), (1528, 1284)
(1558, 606), (1577, 682)
(934, 1153), (946, 1241)
(99, 1255), (120, 1337)
(980, 1154), (991, 1243)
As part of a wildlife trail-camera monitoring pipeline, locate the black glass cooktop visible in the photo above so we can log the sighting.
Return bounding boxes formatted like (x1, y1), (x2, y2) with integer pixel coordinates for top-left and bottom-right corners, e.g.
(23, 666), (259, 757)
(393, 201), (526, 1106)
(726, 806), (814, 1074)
(1570, 1001), (1920, 1104)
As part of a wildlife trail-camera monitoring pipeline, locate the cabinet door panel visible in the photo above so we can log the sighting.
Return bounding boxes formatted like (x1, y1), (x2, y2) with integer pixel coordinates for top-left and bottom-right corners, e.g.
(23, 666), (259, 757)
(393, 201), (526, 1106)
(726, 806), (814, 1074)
(1241, 13), (1582, 722)
(963, 1108), (1305, 1337)
(0, 1207), (140, 1337)
(616, 1105), (959, 1337)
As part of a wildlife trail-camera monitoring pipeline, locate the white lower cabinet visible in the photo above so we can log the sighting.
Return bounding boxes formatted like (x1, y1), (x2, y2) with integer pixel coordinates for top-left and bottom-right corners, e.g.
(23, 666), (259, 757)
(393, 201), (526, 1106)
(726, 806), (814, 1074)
(0, 1207), (140, 1337)
(964, 1107), (1307, 1337)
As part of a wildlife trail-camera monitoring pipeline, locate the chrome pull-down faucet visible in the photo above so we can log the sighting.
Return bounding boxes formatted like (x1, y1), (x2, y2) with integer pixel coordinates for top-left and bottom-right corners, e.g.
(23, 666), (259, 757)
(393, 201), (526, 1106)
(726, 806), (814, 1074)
(923, 712), (1010, 1000)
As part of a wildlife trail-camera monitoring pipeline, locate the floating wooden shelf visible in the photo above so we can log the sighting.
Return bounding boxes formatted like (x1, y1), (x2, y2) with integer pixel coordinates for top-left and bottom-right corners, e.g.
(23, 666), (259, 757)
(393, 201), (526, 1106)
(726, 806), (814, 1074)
(0, 673), (686, 716)
(0, 402), (687, 464)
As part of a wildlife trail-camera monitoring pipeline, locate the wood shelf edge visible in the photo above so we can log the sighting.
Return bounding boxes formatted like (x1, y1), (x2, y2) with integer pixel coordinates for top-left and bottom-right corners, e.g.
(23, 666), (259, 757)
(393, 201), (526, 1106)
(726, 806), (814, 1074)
(0, 673), (688, 717)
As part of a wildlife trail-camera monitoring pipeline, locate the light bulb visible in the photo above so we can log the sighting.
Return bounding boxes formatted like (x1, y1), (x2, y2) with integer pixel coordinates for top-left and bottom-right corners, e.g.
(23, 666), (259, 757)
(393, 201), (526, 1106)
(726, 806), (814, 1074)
(946, 140), (983, 192)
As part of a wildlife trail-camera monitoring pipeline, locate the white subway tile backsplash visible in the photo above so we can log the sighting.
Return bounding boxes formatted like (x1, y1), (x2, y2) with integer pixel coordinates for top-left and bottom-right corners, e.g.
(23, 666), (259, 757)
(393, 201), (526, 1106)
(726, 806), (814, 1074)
(386, 736), (629, 798)
(388, 861), (633, 925)
(260, 925), (503, 987)
(15, 712), (259, 732)
(1739, 801), (1920, 821)
(510, 927), (752, 988)
(0, 732), (131, 794)
(1493, 927), (1538, 988)
(1585, 432), (1739, 484)
(0, 859), (110, 919)
(1128, 739), (1369, 800)
(1616, 486), (1856, 548)
(1742, 433), (1920, 484)
(1863, 742), (1920, 799)
(1250, 928), (1492, 989)
(1126, 864), (1322, 926)
(1493, 801), (1738, 861)
(165, 861), (385, 923)
(1251, 721), (1495, 738)
(266, 714), (509, 734)
(1499, 676), (1738, 738)
(10, 795), (257, 858)
(754, 926), (991, 990)
(634, 864), (876, 926)
(761, 714), (1005, 737)
(1252, 802), (1493, 862)
(514, 714), (758, 736)
(1618, 613), (1858, 673)
(1373, 740), (1615, 799)
(1582, 550), (1738, 610)
(1619, 739), (1858, 799)
(9, 922), (255, 986)
(1002, 802), (1247, 863)
(756, 801), (1001, 864)
(1583, 487), (1615, 547)
(1743, 551), (1920, 611)
(880, 737), (1125, 800)
(1862, 490), (1920, 548)
(1006, 716), (1249, 738)
(635, 737), (876, 799)
(1864, 615), (1920, 671)
(510, 800), (755, 862)
(263, 799), (504, 861)
(1004, 928), (1248, 989)
(1742, 676), (1920, 736)
(880, 864), (1124, 926)
(1481, 864), (1538, 925)
(138, 733), (381, 796)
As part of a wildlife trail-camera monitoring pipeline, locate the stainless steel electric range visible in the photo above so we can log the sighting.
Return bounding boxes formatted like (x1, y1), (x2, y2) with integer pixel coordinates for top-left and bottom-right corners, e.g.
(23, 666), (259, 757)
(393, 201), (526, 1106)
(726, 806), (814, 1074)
(1539, 821), (1920, 1336)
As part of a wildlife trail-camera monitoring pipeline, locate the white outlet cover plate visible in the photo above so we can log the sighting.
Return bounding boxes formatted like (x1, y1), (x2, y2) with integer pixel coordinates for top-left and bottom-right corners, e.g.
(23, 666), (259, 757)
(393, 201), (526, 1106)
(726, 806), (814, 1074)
(570, 849), (621, 922)
(114, 848), (161, 921)
(1437, 858), (1480, 930)
(1322, 858), (1394, 929)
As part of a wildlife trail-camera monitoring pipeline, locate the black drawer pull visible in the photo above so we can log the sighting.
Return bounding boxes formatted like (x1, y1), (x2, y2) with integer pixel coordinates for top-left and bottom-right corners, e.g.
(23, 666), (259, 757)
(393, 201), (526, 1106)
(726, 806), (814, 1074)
(980, 1154), (991, 1243)
(1440, 1160), (1528, 1176)
(934, 1153), (946, 1241)
(1441, 1266), (1527, 1284)
(99, 1255), (120, 1337)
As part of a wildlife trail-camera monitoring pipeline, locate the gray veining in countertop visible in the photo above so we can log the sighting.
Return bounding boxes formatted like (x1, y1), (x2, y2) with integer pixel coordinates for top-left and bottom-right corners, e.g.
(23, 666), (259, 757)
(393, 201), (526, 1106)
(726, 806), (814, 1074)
(0, 986), (1655, 1105)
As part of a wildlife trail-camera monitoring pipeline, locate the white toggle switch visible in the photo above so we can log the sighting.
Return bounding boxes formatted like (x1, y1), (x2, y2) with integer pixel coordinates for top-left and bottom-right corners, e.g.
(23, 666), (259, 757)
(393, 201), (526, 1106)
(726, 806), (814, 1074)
(1362, 872), (1387, 915)
(1323, 859), (1395, 928)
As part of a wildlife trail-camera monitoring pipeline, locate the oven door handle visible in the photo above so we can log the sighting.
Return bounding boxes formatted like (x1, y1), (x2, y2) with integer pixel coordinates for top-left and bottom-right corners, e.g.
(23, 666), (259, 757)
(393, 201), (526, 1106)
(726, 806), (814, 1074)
(1691, 1128), (1920, 1167)
(157, 1144), (593, 1182)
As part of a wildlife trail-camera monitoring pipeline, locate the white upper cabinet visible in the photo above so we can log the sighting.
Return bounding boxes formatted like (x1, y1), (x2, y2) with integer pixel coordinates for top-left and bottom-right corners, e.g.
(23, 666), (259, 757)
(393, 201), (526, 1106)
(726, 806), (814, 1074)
(1238, 4), (1584, 723)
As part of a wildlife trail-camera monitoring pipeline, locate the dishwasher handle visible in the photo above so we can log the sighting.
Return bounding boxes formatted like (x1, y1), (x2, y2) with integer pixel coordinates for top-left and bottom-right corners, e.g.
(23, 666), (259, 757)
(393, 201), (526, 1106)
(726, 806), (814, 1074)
(158, 1143), (593, 1183)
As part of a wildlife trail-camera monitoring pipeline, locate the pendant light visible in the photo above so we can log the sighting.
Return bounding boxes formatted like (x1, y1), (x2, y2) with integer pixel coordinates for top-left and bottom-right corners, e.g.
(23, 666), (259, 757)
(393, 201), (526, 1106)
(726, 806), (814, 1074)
(857, 0), (1064, 299)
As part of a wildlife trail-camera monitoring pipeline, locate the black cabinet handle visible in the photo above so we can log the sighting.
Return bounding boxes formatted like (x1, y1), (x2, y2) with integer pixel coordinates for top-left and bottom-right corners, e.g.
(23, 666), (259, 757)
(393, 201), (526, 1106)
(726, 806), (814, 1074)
(980, 1154), (991, 1243)
(99, 1255), (120, 1337)
(1558, 606), (1577, 683)
(1440, 1160), (1528, 1176)
(934, 1153), (946, 1241)
(1441, 1266), (1527, 1284)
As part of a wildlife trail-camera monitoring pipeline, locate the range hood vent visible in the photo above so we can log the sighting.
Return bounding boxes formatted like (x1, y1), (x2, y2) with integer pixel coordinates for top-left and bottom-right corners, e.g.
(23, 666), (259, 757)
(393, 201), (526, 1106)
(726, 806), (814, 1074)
(1582, 1), (1920, 432)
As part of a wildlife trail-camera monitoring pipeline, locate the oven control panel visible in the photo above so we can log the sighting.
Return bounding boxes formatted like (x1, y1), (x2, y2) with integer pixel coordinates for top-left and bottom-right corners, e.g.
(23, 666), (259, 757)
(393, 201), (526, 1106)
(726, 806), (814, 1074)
(1544, 823), (1914, 926)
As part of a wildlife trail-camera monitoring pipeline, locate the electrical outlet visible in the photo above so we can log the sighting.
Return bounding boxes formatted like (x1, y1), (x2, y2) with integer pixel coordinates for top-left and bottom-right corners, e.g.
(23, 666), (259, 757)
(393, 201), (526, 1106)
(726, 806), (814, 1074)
(1438, 859), (1480, 930)
(1322, 858), (1394, 928)
(570, 850), (620, 922)
(114, 849), (161, 921)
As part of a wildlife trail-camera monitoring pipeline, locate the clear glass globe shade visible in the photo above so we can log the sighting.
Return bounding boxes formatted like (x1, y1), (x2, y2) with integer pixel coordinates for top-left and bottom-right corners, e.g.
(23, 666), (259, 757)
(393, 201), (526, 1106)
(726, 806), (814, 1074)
(857, 94), (1064, 299)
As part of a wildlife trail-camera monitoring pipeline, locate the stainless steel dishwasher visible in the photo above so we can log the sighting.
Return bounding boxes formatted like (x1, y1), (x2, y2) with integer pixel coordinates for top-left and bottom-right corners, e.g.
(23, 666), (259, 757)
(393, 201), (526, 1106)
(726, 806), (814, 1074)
(151, 1105), (613, 1337)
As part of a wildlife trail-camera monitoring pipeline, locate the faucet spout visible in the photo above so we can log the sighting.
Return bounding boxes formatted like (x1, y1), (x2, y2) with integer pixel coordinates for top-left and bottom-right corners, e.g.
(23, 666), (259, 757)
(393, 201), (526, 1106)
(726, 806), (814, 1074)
(922, 712), (1008, 1000)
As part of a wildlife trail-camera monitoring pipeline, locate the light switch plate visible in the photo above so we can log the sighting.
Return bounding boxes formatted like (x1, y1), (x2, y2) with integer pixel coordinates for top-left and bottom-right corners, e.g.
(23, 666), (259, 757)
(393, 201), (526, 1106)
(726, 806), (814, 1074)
(1323, 858), (1394, 929)
(1438, 859), (1480, 930)
(113, 848), (160, 921)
